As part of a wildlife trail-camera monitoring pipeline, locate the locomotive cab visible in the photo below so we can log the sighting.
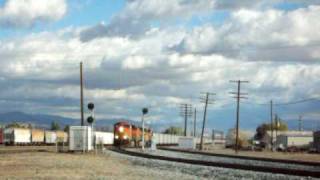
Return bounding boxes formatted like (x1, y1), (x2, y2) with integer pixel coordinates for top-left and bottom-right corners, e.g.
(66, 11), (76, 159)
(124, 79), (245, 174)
(114, 121), (153, 147)
(114, 122), (131, 146)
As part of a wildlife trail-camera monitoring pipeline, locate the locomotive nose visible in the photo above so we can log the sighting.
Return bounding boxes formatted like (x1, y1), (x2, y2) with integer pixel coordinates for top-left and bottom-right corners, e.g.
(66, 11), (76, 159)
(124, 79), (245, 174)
(119, 126), (124, 133)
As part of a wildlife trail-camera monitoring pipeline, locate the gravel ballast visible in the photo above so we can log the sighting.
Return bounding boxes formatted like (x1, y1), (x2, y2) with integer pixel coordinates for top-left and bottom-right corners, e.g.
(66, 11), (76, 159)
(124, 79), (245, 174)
(133, 149), (320, 172)
(107, 149), (318, 180)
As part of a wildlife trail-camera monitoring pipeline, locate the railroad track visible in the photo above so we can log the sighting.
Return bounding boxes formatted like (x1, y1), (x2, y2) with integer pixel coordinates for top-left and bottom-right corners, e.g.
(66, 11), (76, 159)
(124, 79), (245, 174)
(158, 147), (320, 167)
(110, 147), (320, 178)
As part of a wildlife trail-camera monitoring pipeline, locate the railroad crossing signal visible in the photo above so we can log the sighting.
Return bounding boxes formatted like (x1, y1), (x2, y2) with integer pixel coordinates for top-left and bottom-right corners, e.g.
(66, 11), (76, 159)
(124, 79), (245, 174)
(142, 108), (148, 115)
(87, 102), (95, 124)
(88, 102), (94, 110)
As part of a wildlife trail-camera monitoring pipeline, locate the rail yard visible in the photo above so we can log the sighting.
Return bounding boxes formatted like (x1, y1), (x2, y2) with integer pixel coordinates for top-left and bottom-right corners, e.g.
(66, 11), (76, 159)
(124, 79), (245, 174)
(1, 1), (320, 179)
(0, 145), (319, 180)
(0, 120), (320, 179)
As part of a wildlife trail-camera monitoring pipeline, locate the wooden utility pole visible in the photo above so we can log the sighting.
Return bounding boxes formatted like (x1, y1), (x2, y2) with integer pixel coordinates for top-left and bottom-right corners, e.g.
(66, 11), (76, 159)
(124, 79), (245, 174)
(80, 62), (84, 126)
(230, 80), (248, 154)
(270, 100), (273, 150)
(194, 108), (197, 137)
(200, 92), (215, 150)
(299, 115), (303, 131)
(180, 104), (192, 136)
(275, 114), (279, 142)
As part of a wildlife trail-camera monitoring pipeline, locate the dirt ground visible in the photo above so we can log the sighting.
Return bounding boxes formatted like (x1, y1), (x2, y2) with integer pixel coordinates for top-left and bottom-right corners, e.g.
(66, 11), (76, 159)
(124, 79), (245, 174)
(0, 147), (198, 180)
(0, 145), (319, 179)
(204, 144), (320, 162)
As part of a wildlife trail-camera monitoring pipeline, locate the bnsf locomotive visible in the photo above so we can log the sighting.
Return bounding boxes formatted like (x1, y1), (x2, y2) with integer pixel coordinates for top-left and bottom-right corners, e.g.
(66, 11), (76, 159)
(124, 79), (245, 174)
(114, 121), (152, 147)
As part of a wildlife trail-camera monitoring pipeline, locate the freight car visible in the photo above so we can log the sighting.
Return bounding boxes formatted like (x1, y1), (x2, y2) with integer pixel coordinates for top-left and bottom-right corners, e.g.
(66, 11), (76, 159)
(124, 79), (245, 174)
(56, 131), (68, 143)
(31, 129), (45, 144)
(114, 121), (152, 147)
(4, 128), (31, 145)
(45, 131), (57, 144)
(0, 128), (3, 144)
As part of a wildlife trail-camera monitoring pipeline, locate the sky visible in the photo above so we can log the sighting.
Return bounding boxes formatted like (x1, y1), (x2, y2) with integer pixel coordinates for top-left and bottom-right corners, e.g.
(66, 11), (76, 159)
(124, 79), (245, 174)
(0, 0), (320, 133)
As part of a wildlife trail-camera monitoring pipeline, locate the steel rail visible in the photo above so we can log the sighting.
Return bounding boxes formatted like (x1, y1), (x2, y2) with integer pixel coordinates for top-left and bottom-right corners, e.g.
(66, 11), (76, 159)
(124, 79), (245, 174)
(110, 148), (320, 178)
(158, 147), (320, 167)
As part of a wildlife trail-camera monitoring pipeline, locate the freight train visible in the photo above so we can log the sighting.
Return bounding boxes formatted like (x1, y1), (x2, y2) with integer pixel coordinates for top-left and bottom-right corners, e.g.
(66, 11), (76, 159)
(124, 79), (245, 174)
(0, 122), (214, 146)
(1, 128), (68, 145)
(114, 121), (152, 147)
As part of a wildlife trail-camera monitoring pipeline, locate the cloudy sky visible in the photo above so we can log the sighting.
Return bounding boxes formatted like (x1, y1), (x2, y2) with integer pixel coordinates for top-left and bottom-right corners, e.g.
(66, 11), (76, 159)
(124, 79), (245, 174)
(0, 0), (320, 133)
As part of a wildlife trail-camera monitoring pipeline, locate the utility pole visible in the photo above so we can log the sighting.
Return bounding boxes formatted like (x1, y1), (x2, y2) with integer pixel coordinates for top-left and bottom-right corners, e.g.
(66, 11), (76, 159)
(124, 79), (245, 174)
(80, 62), (84, 126)
(230, 80), (249, 154)
(180, 104), (192, 136)
(275, 114), (279, 143)
(270, 100), (274, 151)
(194, 108), (197, 137)
(199, 92), (215, 150)
(299, 115), (303, 131)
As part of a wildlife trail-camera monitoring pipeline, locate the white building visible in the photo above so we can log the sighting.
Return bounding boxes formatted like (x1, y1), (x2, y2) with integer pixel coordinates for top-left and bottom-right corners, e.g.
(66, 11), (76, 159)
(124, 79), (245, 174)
(267, 130), (313, 143)
(276, 133), (313, 149)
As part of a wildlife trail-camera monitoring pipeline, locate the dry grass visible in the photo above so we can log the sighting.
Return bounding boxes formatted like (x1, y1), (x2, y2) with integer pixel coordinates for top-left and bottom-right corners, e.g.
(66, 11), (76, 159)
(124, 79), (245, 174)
(0, 147), (195, 180)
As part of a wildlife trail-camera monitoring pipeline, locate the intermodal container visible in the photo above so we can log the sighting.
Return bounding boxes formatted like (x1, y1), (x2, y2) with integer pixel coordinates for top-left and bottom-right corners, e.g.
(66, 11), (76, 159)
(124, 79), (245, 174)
(0, 128), (3, 144)
(31, 129), (45, 144)
(45, 131), (57, 144)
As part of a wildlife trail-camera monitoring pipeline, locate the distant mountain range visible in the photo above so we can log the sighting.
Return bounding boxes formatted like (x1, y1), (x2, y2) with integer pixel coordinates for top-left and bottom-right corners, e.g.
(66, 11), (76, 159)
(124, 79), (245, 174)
(0, 111), (137, 131)
(0, 111), (318, 133)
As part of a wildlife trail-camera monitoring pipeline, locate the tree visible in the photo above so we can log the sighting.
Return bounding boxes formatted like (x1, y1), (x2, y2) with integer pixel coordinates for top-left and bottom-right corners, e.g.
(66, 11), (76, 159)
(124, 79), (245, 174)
(50, 121), (60, 130)
(64, 125), (70, 132)
(262, 119), (288, 131)
(6, 122), (30, 128)
(254, 123), (268, 140)
(226, 128), (250, 148)
(163, 126), (184, 135)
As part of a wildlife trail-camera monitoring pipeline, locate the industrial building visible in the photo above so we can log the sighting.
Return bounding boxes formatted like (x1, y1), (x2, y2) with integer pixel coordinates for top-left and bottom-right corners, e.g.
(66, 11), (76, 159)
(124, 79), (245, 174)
(268, 131), (312, 144)
(276, 132), (313, 149)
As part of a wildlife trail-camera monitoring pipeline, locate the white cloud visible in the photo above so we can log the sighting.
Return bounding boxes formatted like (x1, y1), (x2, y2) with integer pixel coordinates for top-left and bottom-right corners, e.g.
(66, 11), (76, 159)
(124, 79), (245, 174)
(0, 0), (67, 28)
(1, 3), (320, 130)
(122, 56), (153, 70)
(80, 0), (215, 41)
(173, 6), (320, 63)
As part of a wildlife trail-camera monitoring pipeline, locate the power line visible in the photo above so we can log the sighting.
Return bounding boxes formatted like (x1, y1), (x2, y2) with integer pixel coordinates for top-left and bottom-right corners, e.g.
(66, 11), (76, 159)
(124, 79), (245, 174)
(242, 97), (320, 106)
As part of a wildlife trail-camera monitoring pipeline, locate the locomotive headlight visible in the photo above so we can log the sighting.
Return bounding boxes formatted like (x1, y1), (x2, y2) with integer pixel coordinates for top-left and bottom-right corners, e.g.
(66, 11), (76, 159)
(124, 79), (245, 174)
(115, 135), (119, 139)
(123, 135), (128, 140)
(119, 126), (124, 133)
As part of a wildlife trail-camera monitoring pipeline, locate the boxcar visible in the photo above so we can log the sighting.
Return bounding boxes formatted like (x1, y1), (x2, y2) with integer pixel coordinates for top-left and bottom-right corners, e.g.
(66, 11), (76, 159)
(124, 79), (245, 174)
(56, 131), (68, 143)
(0, 128), (3, 144)
(45, 131), (57, 144)
(31, 129), (45, 144)
(4, 128), (31, 145)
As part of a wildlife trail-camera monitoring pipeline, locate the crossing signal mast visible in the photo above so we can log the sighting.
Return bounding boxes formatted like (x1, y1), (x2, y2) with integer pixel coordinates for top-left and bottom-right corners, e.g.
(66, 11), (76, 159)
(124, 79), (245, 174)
(229, 80), (249, 154)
